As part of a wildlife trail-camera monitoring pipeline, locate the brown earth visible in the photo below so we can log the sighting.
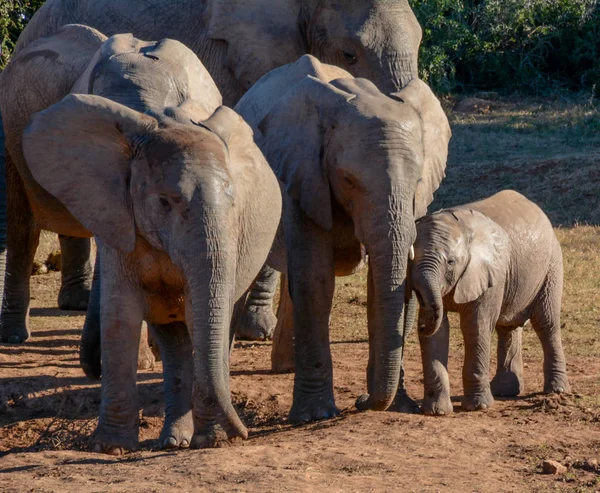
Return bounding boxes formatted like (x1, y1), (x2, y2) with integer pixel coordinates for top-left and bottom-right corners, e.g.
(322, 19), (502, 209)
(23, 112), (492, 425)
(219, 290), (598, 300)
(1, 266), (599, 493)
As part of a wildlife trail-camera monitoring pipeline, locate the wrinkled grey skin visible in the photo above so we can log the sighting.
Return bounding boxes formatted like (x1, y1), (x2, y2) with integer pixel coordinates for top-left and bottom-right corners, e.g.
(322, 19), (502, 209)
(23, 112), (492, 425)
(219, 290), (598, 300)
(11, 0), (423, 343)
(410, 190), (570, 416)
(236, 55), (451, 421)
(22, 35), (281, 454)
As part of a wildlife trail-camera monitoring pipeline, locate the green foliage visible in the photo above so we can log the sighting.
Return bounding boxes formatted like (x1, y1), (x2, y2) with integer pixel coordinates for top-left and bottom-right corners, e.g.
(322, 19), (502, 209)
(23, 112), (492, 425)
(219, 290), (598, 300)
(411, 0), (600, 94)
(0, 0), (45, 68)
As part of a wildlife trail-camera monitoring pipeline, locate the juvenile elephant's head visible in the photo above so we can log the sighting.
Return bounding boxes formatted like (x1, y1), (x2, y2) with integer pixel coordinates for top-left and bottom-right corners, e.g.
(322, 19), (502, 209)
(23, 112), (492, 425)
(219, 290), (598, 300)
(23, 94), (275, 441)
(259, 76), (451, 411)
(411, 210), (510, 336)
(207, 0), (422, 93)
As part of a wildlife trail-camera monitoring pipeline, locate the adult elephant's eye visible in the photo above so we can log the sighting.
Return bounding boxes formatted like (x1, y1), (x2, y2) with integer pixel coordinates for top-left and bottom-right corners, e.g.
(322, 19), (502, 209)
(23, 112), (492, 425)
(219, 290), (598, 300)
(159, 195), (171, 211)
(447, 258), (456, 266)
(343, 51), (357, 65)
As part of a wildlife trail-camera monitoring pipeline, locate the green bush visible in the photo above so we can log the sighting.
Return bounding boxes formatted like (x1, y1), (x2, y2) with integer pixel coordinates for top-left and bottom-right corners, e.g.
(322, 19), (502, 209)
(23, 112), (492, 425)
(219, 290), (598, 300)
(411, 0), (600, 94)
(0, 0), (45, 68)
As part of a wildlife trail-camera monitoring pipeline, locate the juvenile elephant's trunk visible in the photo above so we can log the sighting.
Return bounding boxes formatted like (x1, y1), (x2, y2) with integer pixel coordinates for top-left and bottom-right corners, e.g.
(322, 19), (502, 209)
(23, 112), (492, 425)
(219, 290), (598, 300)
(183, 215), (247, 442)
(414, 269), (444, 337)
(356, 197), (414, 411)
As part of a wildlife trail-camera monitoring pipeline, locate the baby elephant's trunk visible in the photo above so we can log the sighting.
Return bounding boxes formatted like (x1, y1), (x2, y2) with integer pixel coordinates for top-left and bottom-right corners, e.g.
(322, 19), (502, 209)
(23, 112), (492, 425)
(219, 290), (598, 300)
(414, 270), (444, 337)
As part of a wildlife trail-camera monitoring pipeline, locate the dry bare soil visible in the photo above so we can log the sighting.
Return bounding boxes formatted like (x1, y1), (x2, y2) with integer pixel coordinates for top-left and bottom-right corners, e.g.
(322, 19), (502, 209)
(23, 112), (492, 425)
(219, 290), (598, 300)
(1, 95), (600, 492)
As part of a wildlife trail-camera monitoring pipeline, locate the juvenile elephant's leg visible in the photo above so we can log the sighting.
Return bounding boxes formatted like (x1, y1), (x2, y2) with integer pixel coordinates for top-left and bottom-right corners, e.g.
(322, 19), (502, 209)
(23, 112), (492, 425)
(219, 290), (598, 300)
(150, 322), (194, 450)
(80, 252), (101, 379)
(235, 264), (278, 341)
(138, 323), (156, 371)
(460, 302), (498, 411)
(270, 274), (295, 373)
(419, 312), (453, 415)
(91, 251), (143, 455)
(287, 207), (337, 423)
(531, 260), (570, 394)
(490, 326), (525, 397)
(0, 159), (40, 343)
(57, 235), (93, 311)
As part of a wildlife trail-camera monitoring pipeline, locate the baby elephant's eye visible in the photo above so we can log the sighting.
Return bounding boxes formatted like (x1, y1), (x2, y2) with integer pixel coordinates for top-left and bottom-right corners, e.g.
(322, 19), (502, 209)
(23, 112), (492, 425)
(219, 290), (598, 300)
(159, 195), (171, 210)
(447, 258), (456, 266)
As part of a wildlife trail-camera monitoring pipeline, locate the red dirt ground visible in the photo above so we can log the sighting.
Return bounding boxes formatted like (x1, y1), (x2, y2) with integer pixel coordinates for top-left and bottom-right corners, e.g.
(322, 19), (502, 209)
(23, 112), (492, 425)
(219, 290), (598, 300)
(1, 271), (599, 492)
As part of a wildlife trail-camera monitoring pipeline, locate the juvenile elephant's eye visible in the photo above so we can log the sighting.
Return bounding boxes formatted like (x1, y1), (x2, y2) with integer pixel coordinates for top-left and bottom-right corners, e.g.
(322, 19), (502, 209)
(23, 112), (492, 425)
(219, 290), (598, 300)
(343, 51), (357, 65)
(447, 258), (456, 266)
(159, 195), (171, 210)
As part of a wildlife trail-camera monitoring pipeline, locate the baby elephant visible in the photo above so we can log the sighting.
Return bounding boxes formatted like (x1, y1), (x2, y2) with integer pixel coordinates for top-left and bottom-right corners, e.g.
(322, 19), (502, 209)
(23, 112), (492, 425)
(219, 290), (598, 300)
(410, 190), (570, 415)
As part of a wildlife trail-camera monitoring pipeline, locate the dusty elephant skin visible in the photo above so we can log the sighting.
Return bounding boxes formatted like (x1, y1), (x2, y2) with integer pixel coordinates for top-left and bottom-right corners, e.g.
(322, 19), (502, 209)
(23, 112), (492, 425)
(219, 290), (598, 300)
(20, 34), (281, 454)
(235, 55), (451, 422)
(4, 0), (423, 345)
(410, 190), (570, 416)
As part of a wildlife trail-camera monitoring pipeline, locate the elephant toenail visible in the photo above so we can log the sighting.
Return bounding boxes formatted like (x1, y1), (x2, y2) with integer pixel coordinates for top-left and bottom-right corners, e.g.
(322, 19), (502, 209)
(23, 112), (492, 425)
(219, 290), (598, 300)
(163, 437), (177, 449)
(108, 447), (123, 456)
(92, 443), (103, 454)
(438, 410), (445, 415)
(7, 335), (24, 344)
(480, 404), (487, 410)
(180, 439), (189, 448)
(315, 410), (329, 420)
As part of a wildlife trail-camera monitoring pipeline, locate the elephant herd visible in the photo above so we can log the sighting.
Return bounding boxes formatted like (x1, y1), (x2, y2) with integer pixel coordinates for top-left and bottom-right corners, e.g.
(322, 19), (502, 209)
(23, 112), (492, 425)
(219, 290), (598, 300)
(0, 0), (570, 455)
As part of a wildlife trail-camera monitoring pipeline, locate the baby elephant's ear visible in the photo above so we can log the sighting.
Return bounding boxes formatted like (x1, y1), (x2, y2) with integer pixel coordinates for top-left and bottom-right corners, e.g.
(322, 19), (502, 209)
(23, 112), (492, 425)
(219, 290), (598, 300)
(24, 94), (158, 253)
(453, 209), (510, 304)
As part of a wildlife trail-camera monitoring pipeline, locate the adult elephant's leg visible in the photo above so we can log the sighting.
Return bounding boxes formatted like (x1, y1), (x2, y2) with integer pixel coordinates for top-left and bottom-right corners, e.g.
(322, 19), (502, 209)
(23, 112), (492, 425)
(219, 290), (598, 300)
(419, 312), (452, 415)
(270, 274), (295, 373)
(490, 326), (525, 397)
(80, 251), (101, 379)
(150, 322), (194, 450)
(57, 235), (93, 311)
(287, 206), (337, 422)
(531, 258), (570, 394)
(0, 157), (40, 343)
(235, 264), (278, 340)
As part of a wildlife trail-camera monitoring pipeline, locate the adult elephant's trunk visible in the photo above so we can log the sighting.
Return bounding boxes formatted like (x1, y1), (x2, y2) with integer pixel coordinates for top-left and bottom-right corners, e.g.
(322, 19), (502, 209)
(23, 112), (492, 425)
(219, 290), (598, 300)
(413, 268), (444, 337)
(373, 52), (419, 93)
(357, 197), (414, 411)
(0, 111), (7, 318)
(182, 216), (247, 441)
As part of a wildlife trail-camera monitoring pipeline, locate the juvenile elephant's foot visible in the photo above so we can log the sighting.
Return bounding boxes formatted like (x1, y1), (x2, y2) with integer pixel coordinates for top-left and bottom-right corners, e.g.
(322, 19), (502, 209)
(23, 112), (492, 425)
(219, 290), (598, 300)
(235, 305), (277, 341)
(0, 323), (30, 344)
(90, 427), (138, 455)
(462, 388), (494, 412)
(58, 281), (91, 311)
(422, 392), (453, 416)
(137, 328), (156, 371)
(388, 389), (421, 414)
(289, 393), (339, 423)
(491, 370), (524, 397)
(543, 374), (570, 394)
(159, 414), (194, 449)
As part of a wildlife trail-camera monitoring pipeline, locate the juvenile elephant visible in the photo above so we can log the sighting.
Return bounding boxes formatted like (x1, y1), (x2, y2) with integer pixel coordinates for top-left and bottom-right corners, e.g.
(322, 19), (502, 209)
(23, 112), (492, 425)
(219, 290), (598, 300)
(22, 41), (281, 453)
(236, 55), (452, 421)
(0, 0), (423, 345)
(410, 190), (570, 416)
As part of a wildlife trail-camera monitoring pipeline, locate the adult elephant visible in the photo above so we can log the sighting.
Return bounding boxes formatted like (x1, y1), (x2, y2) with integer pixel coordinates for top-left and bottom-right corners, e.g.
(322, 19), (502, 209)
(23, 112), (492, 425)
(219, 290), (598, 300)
(235, 55), (452, 419)
(0, 0), (423, 344)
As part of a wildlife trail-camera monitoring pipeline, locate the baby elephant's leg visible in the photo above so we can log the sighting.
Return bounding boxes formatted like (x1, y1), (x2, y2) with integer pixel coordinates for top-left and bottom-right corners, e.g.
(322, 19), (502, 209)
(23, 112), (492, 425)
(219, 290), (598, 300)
(150, 322), (194, 449)
(531, 257), (570, 394)
(419, 312), (453, 415)
(491, 326), (525, 397)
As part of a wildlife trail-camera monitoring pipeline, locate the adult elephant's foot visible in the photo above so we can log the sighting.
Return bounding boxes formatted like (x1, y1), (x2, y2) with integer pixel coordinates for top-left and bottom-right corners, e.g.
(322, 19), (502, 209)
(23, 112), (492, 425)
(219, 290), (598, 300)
(90, 427), (138, 455)
(421, 392), (453, 416)
(387, 388), (421, 414)
(462, 388), (494, 411)
(159, 413), (194, 449)
(543, 374), (570, 394)
(0, 317), (30, 344)
(235, 304), (277, 341)
(190, 427), (245, 449)
(58, 280), (91, 311)
(289, 392), (339, 422)
(491, 370), (524, 397)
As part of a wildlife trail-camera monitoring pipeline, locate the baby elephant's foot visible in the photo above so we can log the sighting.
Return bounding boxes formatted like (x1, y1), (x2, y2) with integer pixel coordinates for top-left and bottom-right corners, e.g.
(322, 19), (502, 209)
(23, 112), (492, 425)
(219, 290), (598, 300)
(462, 389), (494, 412)
(90, 427), (138, 455)
(289, 393), (339, 423)
(388, 388), (421, 414)
(422, 392), (453, 416)
(159, 414), (194, 449)
(544, 374), (571, 394)
(137, 341), (155, 371)
(491, 370), (524, 397)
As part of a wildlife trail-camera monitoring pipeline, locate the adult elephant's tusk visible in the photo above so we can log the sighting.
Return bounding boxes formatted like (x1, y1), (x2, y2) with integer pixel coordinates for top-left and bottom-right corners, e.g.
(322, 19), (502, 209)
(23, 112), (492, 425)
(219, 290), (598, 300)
(409, 245), (415, 261)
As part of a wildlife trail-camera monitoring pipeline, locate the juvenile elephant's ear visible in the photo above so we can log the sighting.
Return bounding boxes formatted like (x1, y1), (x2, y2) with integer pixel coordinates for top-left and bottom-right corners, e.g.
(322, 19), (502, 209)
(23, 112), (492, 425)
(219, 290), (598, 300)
(23, 94), (158, 252)
(390, 79), (451, 219)
(258, 76), (356, 230)
(453, 209), (510, 304)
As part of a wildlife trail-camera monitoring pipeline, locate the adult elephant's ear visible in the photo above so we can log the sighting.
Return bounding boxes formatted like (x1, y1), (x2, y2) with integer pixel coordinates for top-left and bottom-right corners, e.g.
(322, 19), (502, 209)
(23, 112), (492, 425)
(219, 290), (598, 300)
(258, 76), (356, 231)
(206, 0), (304, 91)
(453, 209), (510, 304)
(23, 94), (158, 252)
(390, 79), (451, 219)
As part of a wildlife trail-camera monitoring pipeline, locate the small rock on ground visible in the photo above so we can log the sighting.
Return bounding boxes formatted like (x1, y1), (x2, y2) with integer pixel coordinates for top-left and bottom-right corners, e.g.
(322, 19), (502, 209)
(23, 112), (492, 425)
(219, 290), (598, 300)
(542, 459), (567, 475)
